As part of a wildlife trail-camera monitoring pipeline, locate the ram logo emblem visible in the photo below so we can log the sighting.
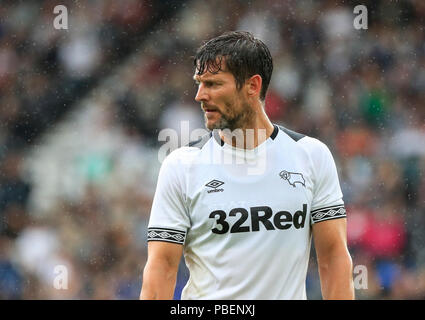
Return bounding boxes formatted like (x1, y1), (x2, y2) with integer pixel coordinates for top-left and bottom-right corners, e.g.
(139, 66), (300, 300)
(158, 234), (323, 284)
(279, 170), (306, 188)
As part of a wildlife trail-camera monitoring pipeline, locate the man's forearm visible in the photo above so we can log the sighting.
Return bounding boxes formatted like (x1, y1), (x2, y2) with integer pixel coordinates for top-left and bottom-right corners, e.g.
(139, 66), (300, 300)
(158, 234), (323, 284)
(140, 262), (178, 300)
(318, 252), (355, 300)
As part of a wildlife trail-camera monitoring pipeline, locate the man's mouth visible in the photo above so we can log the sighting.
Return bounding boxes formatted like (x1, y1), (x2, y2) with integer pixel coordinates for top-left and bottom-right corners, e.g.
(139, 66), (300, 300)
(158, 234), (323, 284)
(204, 110), (220, 119)
(202, 105), (220, 114)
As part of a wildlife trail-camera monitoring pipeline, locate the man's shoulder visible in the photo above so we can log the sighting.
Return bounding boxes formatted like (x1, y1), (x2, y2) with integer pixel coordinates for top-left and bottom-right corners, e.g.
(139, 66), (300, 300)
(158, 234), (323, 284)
(187, 131), (213, 149)
(163, 132), (213, 166)
(275, 124), (306, 142)
(275, 124), (333, 158)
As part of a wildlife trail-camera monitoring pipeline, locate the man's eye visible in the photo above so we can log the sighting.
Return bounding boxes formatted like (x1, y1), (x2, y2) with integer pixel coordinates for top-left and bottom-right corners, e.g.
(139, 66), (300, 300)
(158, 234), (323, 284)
(194, 81), (219, 87)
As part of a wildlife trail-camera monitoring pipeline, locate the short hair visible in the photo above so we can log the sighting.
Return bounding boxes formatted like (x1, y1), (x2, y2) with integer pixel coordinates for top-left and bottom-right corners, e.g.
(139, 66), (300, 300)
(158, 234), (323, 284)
(194, 31), (273, 101)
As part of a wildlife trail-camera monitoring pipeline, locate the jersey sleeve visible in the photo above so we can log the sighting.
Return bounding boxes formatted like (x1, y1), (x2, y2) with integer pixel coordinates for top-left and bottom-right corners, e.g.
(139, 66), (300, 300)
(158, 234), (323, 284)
(147, 150), (190, 245)
(309, 139), (346, 225)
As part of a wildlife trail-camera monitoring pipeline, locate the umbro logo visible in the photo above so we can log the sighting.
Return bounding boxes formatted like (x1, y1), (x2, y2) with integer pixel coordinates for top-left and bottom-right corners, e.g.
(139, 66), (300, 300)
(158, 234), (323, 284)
(205, 179), (225, 193)
(279, 170), (305, 187)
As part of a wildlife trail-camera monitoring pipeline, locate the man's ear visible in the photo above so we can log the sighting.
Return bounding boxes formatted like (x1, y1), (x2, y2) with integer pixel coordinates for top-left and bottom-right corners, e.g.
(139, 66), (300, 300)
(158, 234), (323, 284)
(246, 74), (262, 99)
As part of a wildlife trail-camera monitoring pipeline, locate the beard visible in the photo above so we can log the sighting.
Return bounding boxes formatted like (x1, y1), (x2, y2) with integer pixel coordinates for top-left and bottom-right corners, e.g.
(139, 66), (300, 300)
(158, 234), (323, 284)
(205, 101), (255, 132)
(206, 112), (241, 131)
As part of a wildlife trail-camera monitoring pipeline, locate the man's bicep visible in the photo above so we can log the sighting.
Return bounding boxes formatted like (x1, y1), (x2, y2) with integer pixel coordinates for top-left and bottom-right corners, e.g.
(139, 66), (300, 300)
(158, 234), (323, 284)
(311, 216), (354, 300)
(312, 218), (348, 257)
(141, 240), (183, 300)
(147, 241), (184, 268)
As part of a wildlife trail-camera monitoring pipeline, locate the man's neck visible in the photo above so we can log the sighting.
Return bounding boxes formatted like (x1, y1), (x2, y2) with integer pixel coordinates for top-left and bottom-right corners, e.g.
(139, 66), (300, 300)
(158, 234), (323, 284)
(219, 112), (275, 149)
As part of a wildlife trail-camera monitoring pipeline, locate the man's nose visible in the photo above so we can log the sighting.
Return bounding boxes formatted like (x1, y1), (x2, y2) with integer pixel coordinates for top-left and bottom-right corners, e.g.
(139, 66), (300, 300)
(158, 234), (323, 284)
(195, 83), (209, 102)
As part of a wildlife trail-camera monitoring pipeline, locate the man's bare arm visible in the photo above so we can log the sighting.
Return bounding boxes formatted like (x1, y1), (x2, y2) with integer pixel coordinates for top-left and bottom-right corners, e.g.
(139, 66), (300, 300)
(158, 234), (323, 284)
(312, 218), (355, 300)
(140, 241), (183, 300)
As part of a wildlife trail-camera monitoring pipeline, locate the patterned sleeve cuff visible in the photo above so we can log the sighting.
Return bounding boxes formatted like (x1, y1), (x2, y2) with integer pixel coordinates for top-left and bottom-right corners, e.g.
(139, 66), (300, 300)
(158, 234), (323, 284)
(311, 204), (346, 224)
(147, 227), (186, 245)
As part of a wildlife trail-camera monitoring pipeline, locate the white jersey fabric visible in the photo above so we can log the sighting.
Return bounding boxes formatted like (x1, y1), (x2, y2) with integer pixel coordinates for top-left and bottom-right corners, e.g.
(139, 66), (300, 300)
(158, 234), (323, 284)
(147, 124), (346, 300)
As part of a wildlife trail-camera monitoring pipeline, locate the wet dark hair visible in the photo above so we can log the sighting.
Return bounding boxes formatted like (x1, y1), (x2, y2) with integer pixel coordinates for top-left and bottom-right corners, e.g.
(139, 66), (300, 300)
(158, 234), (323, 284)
(194, 31), (273, 101)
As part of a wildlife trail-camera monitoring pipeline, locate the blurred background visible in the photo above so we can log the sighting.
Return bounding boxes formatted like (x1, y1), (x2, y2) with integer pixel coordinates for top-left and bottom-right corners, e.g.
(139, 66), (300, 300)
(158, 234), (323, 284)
(0, 0), (424, 299)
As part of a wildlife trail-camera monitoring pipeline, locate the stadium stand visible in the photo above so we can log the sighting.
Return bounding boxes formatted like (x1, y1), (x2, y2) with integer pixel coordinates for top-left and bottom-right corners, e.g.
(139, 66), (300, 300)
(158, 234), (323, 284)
(0, 0), (424, 299)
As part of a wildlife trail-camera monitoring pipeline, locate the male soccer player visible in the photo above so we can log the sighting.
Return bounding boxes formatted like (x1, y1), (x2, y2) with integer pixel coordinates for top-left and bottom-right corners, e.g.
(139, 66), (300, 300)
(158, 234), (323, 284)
(140, 31), (354, 300)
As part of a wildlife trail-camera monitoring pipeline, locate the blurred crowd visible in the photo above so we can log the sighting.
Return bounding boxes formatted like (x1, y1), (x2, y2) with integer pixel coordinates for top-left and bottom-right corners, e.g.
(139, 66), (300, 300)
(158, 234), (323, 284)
(0, 0), (171, 299)
(0, 0), (157, 152)
(0, 0), (424, 299)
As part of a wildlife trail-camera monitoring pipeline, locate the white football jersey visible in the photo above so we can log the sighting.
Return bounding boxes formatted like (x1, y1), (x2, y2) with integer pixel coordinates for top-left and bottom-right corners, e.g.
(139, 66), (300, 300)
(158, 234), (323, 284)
(147, 124), (346, 300)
